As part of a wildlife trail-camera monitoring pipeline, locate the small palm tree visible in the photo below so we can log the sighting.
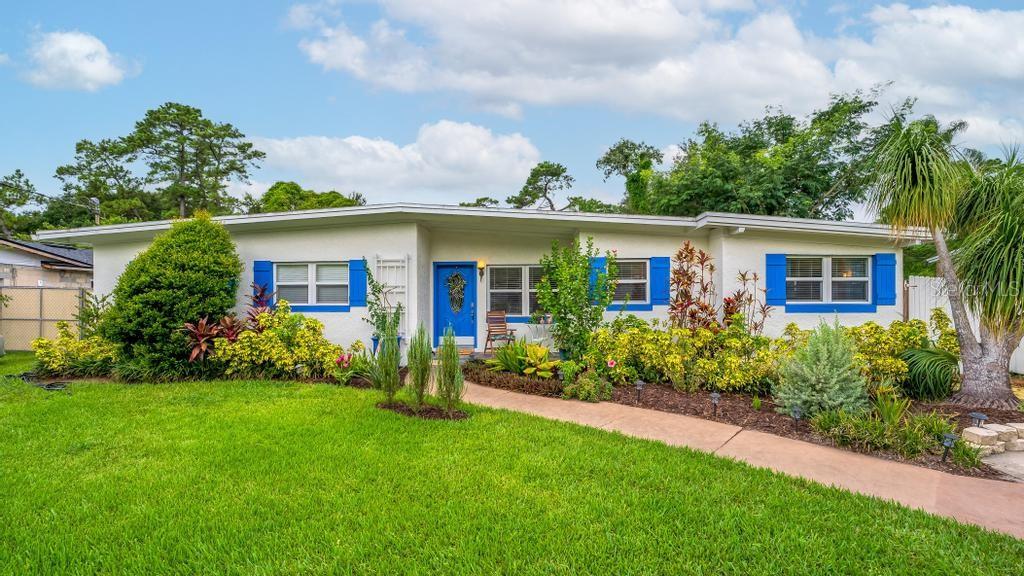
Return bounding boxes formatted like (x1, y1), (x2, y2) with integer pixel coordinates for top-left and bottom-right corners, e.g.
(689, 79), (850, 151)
(870, 116), (1023, 408)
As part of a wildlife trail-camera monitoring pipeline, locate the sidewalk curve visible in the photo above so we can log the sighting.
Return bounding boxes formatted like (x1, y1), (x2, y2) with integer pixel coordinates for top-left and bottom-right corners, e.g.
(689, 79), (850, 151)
(464, 382), (1024, 539)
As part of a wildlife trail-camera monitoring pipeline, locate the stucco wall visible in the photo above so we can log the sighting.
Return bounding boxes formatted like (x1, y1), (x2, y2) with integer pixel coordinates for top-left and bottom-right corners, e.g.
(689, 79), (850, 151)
(719, 231), (904, 335)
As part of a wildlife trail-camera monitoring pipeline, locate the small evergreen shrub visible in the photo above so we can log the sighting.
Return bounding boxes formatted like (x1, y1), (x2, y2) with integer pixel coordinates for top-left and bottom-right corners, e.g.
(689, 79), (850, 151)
(774, 320), (868, 417)
(563, 371), (612, 403)
(559, 359), (582, 388)
(33, 322), (119, 377)
(101, 213), (242, 376)
(368, 320), (401, 402)
(406, 323), (433, 408)
(436, 327), (464, 413)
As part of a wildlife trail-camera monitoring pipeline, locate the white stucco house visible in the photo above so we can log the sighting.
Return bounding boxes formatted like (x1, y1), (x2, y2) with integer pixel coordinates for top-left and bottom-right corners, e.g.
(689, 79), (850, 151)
(34, 204), (922, 349)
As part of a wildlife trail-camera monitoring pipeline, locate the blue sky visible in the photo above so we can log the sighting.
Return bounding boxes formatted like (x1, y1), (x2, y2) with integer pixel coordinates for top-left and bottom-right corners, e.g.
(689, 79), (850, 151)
(2, 1), (1023, 215)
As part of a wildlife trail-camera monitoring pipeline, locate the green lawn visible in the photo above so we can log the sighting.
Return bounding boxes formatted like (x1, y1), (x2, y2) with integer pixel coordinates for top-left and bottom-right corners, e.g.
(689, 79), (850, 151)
(0, 350), (37, 376)
(1, 380), (1021, 575)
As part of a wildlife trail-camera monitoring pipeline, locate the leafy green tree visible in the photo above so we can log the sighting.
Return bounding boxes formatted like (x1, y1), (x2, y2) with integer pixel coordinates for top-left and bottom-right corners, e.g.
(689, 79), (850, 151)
(564, 196), (620, 213)
(459, 196), (500, 208)
(648, 90), (905, 220)
(534, 237), (618, 360)
(243, 181), (364, 214)
(869, 115), (1024, 408)
(0, 170), (36, 237)
(507, 161), (574, 210)
(125, 102), (265, 217)
(100, 213), (242, 378)
(596, 139), (662, 213)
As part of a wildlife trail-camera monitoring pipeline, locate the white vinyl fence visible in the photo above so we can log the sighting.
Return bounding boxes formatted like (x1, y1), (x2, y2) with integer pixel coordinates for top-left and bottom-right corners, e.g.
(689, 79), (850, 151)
(906, 275), (1024, 373)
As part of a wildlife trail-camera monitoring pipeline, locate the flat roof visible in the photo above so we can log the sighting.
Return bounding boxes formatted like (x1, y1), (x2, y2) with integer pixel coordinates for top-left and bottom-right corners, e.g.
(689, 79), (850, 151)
(32, 203), (926, 244)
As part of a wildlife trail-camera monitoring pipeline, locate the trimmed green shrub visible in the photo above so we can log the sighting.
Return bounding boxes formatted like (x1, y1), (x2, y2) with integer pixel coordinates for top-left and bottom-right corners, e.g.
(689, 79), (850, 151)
(406, 323), (433, 408)
(559, 359), (582, 388)
(901, 347), (958, 400)
(101, 213), (241, 377)
(436, 326), (464, 413)
(563, 371), (612, 403)
(774, 320), (868, 417)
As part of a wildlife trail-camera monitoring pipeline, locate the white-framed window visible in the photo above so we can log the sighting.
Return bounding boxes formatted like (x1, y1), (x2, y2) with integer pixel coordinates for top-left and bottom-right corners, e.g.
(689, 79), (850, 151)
(488, 265), (549, 315)
(786, 256), (870, 303)
(613, 259), (649, 304)
(275, 262), (349, 305)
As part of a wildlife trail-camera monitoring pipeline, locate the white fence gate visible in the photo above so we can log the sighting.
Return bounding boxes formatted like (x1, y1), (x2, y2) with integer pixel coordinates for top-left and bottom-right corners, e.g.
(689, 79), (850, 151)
(906, 275), (1024, 373)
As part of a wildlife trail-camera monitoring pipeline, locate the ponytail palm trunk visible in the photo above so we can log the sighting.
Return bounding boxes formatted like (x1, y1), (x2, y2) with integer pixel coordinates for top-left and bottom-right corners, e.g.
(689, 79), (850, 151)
(871, 117), (1022, 408)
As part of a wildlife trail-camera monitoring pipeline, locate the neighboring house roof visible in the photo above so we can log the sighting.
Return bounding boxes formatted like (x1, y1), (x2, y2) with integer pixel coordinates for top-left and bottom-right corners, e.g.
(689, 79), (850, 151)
(31, 203), (929, 244)
(0, 237), (93, 269)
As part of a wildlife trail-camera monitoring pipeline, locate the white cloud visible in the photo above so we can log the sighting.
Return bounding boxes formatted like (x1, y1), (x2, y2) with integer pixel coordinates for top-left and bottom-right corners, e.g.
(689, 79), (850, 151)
(293, 2), (1024, 147)
(26, 31), (130, 91)
(252, 120), (540, 202)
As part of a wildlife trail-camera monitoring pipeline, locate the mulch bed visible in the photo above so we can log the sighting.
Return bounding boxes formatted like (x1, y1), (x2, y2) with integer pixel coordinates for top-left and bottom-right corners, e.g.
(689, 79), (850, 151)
(462, 360), (562, 397)
(612, 384), (1008, 480)
(468, 369), (1011, 481)
(376, 401), (468, 420)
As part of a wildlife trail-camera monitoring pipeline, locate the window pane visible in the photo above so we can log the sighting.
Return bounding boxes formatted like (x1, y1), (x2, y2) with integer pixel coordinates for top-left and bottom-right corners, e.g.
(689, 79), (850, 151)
(786, 280), (822, 301)
(277, 264), (308, 283)
(317, 284), (348, 304)
(489, 267), (522, 291)
(787, 257), (822, 278)
(277, 284), (309, 304)
(832, 281), (868, 301)
(618, 260), (647, 281)
(317, 264), (349, 283)
(528, 292), (543, 314)
(832, 257), (868, 279)
(489, 292), (522, 314)
(614, 282), (647, 302)
(528, 266), (545, 288)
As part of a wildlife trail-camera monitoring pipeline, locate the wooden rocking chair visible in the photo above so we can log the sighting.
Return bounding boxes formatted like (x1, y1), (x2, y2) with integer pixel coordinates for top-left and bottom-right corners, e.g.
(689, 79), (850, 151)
(484, 311), (517, 352)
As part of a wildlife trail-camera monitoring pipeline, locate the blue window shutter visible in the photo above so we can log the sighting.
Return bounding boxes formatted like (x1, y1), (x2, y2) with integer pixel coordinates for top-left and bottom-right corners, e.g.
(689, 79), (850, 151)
(650, 257), (670, 305)
(253, 260), (273, 302)
(873, 253), (897, 306)
(349, 259), (367, 306)
(765, 254), (787, 306)
(589, 256), (607, 292)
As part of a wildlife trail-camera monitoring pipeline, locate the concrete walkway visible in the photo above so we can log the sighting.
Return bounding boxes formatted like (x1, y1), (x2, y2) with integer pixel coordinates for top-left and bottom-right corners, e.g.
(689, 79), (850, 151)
(464, 382), (1024, 539)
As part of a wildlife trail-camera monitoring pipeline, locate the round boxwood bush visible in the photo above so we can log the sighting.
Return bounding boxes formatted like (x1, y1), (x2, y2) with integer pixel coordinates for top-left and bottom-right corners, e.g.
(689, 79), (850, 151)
(101, 212), (241, 378)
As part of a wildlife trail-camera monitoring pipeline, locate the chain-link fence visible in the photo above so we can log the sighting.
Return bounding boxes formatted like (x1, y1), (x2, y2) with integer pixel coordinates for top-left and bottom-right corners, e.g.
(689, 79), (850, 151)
(0, 287), (86, 351)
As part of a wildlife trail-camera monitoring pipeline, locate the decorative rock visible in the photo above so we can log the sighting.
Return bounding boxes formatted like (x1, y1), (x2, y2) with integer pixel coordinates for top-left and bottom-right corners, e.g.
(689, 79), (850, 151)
(962, 426), (999, 446)
(968, 442), (995, 458)
(1005, 439), (1024, 452)
(1007, 423), (1024, 436)
(992, 441), (1006, 454)
(982, 423), (1019, 442)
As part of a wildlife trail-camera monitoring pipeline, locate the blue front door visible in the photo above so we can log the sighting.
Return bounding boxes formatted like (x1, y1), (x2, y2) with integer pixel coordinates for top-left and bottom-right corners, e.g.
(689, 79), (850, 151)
(434, 263), (477, 346)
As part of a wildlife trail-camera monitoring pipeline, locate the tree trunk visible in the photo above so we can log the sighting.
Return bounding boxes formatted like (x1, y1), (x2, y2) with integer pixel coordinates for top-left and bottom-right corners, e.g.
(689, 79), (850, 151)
(953, 335), (1020, 409)
(934, 228), (1021, 409)
(178, 195), (186, 218)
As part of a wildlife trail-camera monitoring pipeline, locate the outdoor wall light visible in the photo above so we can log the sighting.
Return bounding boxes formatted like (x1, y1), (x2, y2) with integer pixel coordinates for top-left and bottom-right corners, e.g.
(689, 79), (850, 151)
(710, 392), (721, 417)
(634, 380), (646, 403)
(968, 412), (988, 427)
(477, 260), (486, 280)
(941, 433), (958, 462)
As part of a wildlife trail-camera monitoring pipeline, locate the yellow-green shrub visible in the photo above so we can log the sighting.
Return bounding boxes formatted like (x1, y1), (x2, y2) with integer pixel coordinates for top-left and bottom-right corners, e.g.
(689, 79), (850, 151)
(585, 318), (789, 393)
(212, 301), (343, 379)
(847, 320), (929, 387)
(32, 322), (119, 377)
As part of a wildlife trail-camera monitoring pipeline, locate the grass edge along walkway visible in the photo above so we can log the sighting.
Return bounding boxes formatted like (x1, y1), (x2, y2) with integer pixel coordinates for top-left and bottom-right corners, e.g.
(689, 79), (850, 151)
(463, 381), (1024, 539)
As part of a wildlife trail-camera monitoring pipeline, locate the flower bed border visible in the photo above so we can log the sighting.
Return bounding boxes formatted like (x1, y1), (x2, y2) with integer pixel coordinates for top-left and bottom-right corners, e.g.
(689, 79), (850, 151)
(462, 360), (562, 397)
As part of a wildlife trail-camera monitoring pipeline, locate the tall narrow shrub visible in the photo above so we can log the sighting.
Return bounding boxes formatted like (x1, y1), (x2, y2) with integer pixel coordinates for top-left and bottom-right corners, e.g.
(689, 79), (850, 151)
(407, 323), (433, 409)
(100, 212), (241, 377)
(369, 321), (401, 403)
(774, 321), (868, 417)
(436, 326), (464, 413)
